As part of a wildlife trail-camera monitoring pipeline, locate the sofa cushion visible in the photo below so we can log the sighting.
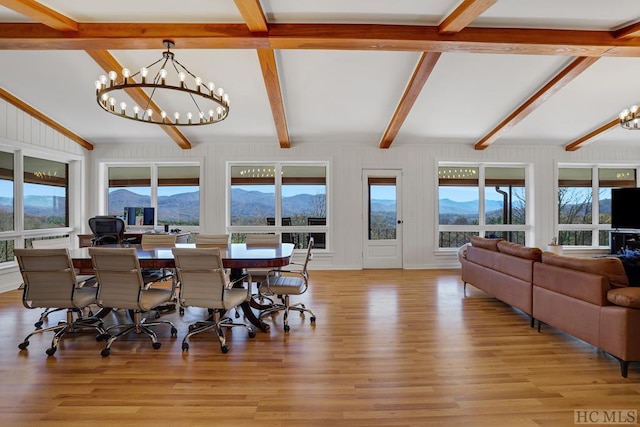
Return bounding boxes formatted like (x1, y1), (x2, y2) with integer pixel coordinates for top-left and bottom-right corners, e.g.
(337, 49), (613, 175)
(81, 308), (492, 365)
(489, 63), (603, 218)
(607, 287), (640, 308)
(470, 236), (504, 251)
(497, 241), (542, 261)
(541, 252), (629, 288)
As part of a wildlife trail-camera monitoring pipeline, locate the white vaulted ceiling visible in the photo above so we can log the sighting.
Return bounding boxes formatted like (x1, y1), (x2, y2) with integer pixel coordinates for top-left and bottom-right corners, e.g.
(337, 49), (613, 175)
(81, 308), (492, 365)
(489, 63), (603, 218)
(1, 0), (640, 152)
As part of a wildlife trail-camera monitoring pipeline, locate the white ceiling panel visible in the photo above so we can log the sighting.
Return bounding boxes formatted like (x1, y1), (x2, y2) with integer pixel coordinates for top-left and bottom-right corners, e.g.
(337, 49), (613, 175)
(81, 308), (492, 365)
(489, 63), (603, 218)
(1, 1), (640, 151)
(37, 0), (243, 23)
(278, 50), (420, 144)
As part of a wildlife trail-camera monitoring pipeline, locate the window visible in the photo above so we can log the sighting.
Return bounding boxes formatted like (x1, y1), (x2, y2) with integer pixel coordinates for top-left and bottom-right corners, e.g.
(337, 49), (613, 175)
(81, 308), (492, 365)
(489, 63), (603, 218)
(229, 163), (327, 248)
(438, 164), (529, 248)
(158, 166), (200, 226)
(557, 166), (636, 247)
(106, 164), (200, 228)
(0, 151), (13, 232)
(0, 148), (75, 265)
(23, 156), (68, 230)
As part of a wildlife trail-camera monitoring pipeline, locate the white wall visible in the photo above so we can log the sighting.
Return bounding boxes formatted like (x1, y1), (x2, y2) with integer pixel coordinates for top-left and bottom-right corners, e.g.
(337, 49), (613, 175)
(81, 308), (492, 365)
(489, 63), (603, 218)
(0, 98), (88, 292)
(3, 90), (640, 288)
(88, 139), (640, 270)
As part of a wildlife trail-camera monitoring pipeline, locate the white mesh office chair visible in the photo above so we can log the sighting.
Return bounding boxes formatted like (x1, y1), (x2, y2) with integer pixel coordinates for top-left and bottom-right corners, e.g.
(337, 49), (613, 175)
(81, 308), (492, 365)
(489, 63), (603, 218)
(30, 237), (96, 327)
(172, 247), (256, 353)
(195, 234), (230, 247)
(259, 237), (316, 332)
(14, 248), (106, 356)
(89, 247), (178, 357)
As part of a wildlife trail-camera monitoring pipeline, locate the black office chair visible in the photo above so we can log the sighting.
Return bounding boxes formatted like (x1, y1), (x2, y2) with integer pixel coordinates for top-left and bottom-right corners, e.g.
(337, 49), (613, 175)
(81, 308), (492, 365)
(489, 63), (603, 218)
(88, 216), (134, 246)
(307, 217), (326, 249)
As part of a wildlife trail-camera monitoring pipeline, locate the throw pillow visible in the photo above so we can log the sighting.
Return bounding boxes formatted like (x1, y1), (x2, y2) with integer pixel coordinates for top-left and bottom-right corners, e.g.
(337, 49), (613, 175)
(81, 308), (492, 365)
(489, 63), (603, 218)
(607, 287), (640, 308)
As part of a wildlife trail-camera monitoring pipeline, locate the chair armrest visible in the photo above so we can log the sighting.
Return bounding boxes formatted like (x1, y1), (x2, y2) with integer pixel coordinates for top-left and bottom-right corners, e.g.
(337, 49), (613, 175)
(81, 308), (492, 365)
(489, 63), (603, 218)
(228, 273), (252, 299)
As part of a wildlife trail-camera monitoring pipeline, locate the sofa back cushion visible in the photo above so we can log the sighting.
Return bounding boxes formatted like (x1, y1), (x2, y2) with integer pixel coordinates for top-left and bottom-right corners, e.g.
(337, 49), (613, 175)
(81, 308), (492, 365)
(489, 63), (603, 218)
(497, 241), (542, 261)
(466, 245), (535, 283)
(470, 236), (504, 251)
(541, 252), (629, 288)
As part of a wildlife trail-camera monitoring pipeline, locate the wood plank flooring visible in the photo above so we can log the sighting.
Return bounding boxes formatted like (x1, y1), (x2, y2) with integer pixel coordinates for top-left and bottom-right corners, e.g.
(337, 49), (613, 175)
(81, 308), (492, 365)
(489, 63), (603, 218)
(0, 269), (638, 426)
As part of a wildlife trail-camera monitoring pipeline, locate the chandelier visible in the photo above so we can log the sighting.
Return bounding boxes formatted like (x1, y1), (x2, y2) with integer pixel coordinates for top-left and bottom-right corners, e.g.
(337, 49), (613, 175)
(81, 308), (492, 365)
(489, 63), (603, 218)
(94, 40), (229, 126)
(619, 105), (640, 130)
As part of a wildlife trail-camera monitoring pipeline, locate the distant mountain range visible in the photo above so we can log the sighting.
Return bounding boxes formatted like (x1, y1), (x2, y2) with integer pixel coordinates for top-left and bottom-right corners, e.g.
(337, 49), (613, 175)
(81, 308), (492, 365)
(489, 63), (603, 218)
(0, 191), (614, 222)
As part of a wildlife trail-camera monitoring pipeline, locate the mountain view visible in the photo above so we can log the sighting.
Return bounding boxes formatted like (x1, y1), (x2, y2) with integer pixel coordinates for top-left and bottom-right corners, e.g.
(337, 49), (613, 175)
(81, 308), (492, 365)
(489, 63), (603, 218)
(0, 190), (613, 228)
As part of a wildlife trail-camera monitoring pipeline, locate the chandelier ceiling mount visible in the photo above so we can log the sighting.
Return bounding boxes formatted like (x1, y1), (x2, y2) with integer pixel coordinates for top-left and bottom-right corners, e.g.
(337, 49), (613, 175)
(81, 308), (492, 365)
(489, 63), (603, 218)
(94, 40), (229, 126)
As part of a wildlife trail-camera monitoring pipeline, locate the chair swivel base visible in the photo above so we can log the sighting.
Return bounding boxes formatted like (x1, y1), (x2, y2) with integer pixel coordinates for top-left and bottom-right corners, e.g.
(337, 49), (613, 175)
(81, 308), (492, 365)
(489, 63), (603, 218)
(182, 312), (256, 354)
(259, 297), (316, 332)
(99, 313), (177, 357)
(18, 310), (106, 356)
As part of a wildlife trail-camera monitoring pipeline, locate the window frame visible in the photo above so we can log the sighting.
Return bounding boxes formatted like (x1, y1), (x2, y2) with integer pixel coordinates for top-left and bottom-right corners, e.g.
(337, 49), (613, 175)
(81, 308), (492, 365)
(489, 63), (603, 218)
(101, 161), (202, 231)
(0, 141), (81, 266)
(227, 161), (329, 249)
(556, 163), (639, 249)
(436, 162), (532, 250)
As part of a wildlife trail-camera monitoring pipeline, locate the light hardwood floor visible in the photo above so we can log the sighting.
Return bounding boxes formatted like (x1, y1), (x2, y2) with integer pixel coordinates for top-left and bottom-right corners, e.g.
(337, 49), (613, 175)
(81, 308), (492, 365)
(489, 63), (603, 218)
(0, 269), (638, 426)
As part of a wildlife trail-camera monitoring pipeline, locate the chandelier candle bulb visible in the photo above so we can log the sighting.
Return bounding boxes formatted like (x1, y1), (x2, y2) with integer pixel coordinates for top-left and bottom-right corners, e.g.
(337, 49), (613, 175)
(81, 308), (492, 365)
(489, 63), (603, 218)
(620, 103), (640, 130)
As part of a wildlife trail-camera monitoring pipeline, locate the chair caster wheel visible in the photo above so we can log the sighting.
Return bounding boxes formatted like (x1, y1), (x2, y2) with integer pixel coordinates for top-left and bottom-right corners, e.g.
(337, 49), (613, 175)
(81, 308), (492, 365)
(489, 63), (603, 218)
(248, 331), (256, 338)
(179, 307), (185, 316)
(101, 348), (110, 357)
(310, 316), (316, 323)
(97, 333), (110, 341)
(182, 342), (189, 352)
(171, 327), (178, 336)
(34, 321), (43, 328)
(45, 347), (57, 356)
(221, 345), (229, 354)
(188, 324), (196, 332)
(284, 325), (290, 332)
(152, 342), (161, 350)
(18, 341), (29, 350)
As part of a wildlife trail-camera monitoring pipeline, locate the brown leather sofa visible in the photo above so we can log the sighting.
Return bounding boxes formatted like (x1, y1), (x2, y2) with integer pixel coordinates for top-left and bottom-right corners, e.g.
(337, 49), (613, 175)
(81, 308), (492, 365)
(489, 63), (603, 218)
(460, 236), (542, 327)
(460, 236), (640, 377)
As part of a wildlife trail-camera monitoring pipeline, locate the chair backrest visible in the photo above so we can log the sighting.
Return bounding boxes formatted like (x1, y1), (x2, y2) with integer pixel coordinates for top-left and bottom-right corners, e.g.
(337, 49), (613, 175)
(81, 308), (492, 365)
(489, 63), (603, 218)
(89, 247), (145, 309)
(31, 236), (72, 249)
(301, 237), (314, 274)
(140, 233), (177, 249)
(14, 248), (81, 309)
(246, 234), (280, 246)
(195, 234), (229, 247)
(88, 216), (126, 245)
(172, 247), (229, 309)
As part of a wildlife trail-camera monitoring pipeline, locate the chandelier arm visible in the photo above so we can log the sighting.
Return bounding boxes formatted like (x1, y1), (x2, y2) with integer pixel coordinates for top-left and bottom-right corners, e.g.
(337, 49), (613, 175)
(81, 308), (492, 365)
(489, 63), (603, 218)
(129, 57), (165, 79)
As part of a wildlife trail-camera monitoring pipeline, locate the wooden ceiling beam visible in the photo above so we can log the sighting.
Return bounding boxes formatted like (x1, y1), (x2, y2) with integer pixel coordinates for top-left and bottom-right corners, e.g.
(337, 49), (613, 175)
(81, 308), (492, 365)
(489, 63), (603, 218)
(379, 52), (442, 149)
(2, 24), (640, 56)
(257, 48), (290, 148)
(565, 118), (618, 151)
(475, 56), (599, 150)
(614, 21), (640, 40)
(233, 0), (269, 33)
(234, 0), (290, 148)
(0, 87), (93, 150)
(0, 0), (78, 32)
(439, 0), (497, 34)
(85, 50), (192, 150)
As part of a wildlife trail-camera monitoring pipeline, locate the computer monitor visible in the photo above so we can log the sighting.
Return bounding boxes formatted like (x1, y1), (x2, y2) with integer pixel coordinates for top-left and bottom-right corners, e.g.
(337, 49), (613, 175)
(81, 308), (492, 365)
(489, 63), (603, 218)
(123, 207), (155, 228)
